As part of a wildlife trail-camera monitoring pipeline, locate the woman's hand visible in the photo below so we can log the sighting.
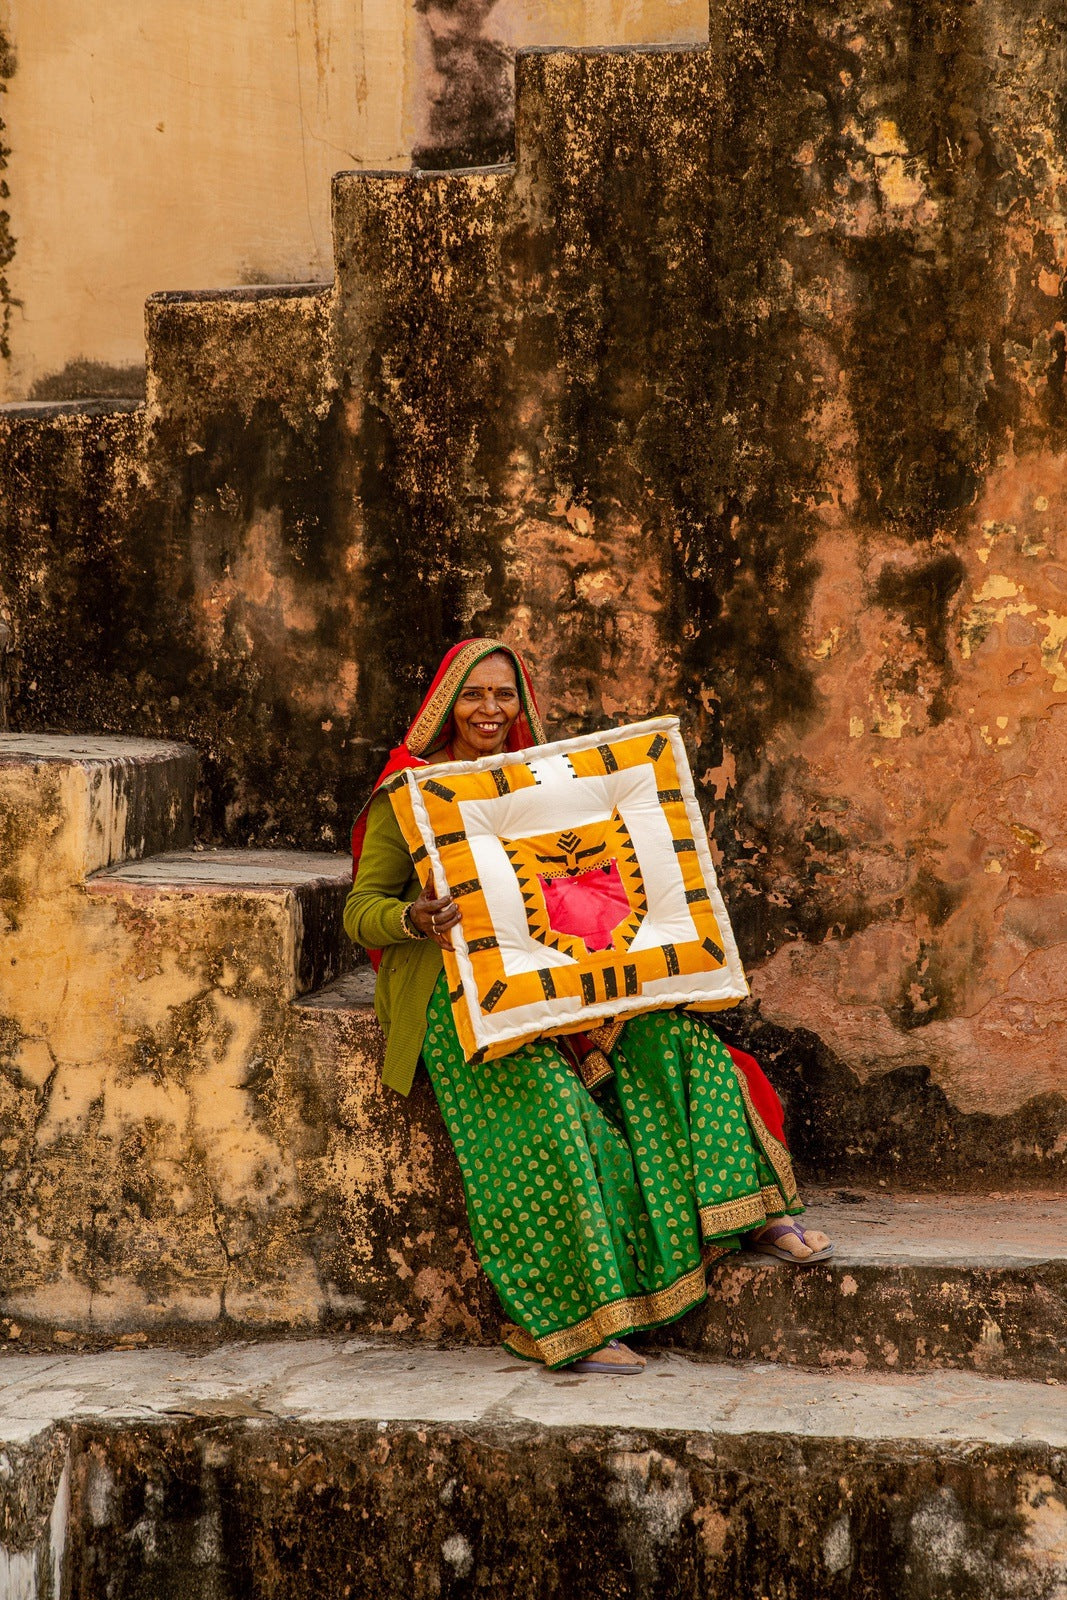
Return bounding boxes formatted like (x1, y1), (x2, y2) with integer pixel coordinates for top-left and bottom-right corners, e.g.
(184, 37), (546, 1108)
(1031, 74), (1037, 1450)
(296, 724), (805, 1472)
(408, 871), (462, 949)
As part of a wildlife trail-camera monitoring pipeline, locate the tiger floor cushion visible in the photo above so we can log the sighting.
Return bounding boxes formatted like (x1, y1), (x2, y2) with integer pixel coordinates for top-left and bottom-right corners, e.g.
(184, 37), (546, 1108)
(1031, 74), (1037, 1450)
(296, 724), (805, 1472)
(386, 717), (749, 1063)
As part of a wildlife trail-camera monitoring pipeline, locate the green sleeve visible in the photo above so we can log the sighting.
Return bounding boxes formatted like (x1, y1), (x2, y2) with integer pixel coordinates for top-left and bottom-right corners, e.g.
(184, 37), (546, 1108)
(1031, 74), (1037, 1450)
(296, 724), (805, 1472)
(343, 793), (419, 951)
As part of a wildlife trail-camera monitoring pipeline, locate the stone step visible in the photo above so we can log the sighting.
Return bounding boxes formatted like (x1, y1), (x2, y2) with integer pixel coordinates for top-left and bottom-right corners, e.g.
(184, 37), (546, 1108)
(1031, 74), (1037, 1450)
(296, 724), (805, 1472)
(657, 1189), (1067, 1381)
(289, 984), (1067, 1379)
(0, 733), (197, 891)
(86, 847), (354, 997)
(0, 398), (145, 418)
(1, 842), (355, 1336)
(145, 282), (334, 428)
(4, 1338), (1067, 1598)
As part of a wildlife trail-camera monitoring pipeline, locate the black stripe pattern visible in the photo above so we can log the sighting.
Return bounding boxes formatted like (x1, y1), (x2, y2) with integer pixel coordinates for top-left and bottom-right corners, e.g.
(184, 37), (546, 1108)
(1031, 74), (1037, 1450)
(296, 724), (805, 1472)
(423, 779), (456, 802)
(466, 935), (499, 954)
(449, 878), (481, 898)
(481, 980), (507, 1012)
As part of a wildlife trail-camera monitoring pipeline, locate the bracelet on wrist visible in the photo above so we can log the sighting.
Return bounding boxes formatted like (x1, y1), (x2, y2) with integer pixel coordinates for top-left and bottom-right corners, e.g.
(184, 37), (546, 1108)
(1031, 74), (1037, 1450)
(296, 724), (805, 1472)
(400, 902), (427, 940)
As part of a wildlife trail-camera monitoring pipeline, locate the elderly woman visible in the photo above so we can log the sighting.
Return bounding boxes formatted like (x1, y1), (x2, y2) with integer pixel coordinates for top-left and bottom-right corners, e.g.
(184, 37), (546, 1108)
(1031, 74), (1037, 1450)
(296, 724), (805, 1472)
(344, 639), (830, 1375)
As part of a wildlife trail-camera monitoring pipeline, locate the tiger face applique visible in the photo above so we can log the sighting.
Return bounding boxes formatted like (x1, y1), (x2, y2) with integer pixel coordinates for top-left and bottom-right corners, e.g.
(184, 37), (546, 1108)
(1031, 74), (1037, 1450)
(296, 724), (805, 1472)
(502, 810), (648, 958)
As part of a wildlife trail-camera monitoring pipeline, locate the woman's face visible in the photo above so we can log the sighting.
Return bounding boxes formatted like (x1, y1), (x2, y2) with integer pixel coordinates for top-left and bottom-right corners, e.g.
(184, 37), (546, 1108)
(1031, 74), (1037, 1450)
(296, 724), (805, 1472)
(450, 653), (521, 760)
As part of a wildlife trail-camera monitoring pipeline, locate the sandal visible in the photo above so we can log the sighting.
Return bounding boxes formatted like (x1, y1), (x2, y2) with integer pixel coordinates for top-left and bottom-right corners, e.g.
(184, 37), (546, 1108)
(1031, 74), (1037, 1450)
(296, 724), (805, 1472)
(748, 1221), (834, 1265)
(567, 1339), (646, 1375)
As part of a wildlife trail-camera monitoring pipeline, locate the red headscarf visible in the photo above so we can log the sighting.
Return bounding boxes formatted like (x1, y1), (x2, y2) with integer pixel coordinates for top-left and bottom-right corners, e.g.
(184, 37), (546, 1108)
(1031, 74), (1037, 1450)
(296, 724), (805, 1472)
(350, 638), (789, 1149)
(351, 639), (544, 946)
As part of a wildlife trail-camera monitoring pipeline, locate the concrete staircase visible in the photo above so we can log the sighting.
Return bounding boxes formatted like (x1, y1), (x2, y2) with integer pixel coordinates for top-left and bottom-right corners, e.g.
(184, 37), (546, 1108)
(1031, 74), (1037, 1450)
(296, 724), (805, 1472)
(0, 733), (1066, 1600)
(4, 734), (1067, 1376)
(5, 738), (1067, 1595)
(2, 5), (1066, 1589)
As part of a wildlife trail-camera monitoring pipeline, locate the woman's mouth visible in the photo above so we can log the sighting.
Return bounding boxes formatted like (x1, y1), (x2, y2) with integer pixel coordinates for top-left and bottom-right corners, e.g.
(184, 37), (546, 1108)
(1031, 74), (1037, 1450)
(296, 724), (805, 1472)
(473, 722), (502, 736)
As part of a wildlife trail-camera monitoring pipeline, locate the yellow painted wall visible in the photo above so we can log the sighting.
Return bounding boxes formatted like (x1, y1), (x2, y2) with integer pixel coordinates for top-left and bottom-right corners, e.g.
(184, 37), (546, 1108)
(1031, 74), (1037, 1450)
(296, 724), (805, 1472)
(0, 0), (416, 400)
(0, 0), (706, 401)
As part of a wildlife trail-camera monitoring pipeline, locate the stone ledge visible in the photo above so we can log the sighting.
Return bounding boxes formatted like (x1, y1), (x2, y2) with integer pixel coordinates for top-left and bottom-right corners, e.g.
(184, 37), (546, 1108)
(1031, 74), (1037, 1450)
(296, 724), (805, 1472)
(146, 284), (331, 305)
(0, 398), (144, 418)
(87, 847), (350, 891)
(0, 734), (192, 767)
(3, 1338), (1066, 1446)
(7, 1341), (1067, 1599)
(660, 1188), (1067, 1381)
(85, 847), (354, 994)
(0, 733), (197, 882)
(292, 967), (376, 1008)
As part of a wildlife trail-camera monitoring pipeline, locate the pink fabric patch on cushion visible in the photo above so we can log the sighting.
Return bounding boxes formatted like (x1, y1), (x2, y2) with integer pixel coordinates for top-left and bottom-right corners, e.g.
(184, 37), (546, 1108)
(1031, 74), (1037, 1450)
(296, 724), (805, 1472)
(539, 861), (633, 953)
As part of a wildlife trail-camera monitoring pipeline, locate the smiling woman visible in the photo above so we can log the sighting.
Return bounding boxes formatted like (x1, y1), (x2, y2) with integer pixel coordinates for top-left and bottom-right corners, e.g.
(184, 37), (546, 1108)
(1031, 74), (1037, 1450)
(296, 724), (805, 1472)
(343, 638), (833, 1375)
(450, 655), (522, 758)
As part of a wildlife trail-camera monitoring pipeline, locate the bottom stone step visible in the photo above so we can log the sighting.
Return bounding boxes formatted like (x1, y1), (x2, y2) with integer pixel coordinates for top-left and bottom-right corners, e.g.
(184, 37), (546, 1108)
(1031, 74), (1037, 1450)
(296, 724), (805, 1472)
(4, 1339), (1067, 1599)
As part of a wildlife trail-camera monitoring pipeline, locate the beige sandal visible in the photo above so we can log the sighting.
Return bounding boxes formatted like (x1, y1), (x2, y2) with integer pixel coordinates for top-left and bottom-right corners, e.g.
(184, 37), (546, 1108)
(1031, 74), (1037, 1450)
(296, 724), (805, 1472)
(568, 1339), (646, 1375)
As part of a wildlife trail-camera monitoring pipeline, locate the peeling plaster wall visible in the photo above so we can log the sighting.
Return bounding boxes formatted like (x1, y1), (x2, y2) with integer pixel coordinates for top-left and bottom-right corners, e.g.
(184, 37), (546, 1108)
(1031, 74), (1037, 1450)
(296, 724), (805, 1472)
(0, 745), (367, 1331)
(2, 3), (1067, 1155)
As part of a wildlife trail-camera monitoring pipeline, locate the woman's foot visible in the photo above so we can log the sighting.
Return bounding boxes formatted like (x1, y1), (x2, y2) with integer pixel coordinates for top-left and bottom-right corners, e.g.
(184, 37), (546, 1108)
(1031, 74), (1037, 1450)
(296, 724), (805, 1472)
(567, 1339), (646, 1375)
(748, 1221), (833, 1264)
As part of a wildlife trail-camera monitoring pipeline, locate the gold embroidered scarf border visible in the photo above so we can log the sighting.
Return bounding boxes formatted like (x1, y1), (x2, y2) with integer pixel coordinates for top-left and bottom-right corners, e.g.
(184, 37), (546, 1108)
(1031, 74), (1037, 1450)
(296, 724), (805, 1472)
(406, 639), (546, 757)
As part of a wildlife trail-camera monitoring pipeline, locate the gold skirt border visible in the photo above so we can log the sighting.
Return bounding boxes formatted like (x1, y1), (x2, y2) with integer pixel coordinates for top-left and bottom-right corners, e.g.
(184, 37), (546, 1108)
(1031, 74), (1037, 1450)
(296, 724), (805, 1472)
(501, 1259), (708, 1369)
(731, 1061), (801, 1211)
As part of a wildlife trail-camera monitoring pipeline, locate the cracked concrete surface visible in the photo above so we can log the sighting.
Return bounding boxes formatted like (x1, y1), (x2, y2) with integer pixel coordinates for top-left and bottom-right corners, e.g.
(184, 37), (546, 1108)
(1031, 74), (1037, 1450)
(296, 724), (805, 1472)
(2, 1338), (1067, 1450)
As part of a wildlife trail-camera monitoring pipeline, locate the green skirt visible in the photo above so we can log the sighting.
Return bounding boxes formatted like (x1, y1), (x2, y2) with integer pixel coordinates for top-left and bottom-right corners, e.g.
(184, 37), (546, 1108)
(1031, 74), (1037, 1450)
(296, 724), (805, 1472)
(421, 972), (803, 1369)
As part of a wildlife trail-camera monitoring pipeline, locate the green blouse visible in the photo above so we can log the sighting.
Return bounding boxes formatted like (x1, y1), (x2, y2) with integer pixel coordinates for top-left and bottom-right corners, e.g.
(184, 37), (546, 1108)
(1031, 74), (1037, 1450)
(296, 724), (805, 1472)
(343, 792), (444, 1095)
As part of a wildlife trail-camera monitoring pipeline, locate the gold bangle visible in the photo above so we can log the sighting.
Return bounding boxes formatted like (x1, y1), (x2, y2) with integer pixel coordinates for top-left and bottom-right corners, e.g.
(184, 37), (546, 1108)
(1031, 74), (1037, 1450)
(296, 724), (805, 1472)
(400, 903), (426, 940)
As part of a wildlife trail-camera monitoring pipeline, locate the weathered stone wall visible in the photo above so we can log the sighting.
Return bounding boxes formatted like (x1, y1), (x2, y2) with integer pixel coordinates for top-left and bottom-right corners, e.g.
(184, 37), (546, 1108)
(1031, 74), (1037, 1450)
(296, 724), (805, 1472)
(3, 3), (1066, 1152)
(0, 740), (369, 1333)
(412, 0), (707, 168)
(57, 1417), (1067, 1600)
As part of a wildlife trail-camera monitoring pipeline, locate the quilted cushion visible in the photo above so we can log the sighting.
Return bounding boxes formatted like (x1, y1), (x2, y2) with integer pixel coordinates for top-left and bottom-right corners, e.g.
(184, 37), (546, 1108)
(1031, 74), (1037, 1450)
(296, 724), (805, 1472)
(386, 717), (748, 1063)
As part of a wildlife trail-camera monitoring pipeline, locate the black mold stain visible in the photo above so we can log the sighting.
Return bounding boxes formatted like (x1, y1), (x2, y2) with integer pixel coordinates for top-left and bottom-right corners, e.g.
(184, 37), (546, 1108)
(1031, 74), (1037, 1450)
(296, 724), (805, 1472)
(908, 865), (963, 930)
(338, 174), (518, 766)
(3, 3), (1067, 873)
(0, 29), (15, 364)
(28, 359), (147, 403)
(712, 1004), (1067, 1189)
(873, 550), (968, 726)
(63, 1419), (1067, 1600)
(412, 0), (515, 170)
